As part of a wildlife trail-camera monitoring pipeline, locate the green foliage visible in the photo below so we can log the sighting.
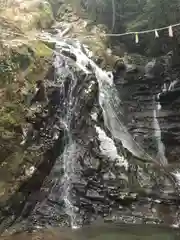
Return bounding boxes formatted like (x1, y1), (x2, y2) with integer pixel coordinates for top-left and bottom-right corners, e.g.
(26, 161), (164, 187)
(0, 102), (24, 127)
(76, 0), (180, 30)
(0, 58), (18, 86)
(37, 1), (54, 29)
(68, 0), (180, 55)
(127, 0), (180, 31)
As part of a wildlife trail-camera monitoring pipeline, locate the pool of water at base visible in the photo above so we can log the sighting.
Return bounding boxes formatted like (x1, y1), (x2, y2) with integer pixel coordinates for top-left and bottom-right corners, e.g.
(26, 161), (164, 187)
(2, 223), (180, 240)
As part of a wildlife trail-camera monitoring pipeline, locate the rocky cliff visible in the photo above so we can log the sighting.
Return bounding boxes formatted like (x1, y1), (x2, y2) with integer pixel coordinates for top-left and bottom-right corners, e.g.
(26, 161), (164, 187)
(1, 0), (180, 236)
(0, 0), (54, 204)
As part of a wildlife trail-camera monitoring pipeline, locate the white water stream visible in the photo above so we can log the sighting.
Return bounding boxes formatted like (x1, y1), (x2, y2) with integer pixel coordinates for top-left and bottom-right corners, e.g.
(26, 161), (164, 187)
(153, 102), (168, 165)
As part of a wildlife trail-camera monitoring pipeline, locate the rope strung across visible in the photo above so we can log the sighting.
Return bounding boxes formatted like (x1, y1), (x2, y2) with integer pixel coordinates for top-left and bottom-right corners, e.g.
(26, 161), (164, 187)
(105, 22), (180, 43)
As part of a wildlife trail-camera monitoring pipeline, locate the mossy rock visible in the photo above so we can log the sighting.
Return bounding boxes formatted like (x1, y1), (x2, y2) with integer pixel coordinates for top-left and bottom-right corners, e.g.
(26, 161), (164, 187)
(42, 40), (56, 50)
(0, 0), (57, 205)
(30, 41), (53, 57)
(0, 37), (53, 202)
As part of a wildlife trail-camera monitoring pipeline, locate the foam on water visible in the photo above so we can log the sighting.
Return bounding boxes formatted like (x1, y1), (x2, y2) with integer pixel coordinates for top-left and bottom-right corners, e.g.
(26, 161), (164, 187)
(95, 126), (128, 170)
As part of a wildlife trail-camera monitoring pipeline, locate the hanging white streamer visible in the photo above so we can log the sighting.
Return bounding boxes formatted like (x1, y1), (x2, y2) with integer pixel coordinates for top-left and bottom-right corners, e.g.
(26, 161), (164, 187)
(135, 33), (139, 43)
(155, 29), (159, 38)
(169, 25), (173, 37)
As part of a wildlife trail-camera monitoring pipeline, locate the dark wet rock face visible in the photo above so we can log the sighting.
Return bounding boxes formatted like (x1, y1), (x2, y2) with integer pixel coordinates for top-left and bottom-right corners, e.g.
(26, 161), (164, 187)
(1, 41), (180, 235)
(115, 53), (180, 164)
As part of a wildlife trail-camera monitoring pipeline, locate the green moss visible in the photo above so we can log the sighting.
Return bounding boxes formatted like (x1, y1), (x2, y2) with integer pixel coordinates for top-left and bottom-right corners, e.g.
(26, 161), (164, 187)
(11, 51), (31, 71)
(0, 102), (24, 125)
(30, 41), (53, 57)
(0, 57), (18, 86)
(42, 40), (56, 50)
(0, 1), (56, 202)
(0, 41), (52, 140)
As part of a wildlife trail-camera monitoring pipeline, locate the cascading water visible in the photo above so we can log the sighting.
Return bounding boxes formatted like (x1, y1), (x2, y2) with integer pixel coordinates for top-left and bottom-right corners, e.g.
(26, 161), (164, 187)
(49, 38), (176, 226)
(63, 142), (82, 229)
(56, 39), (154, 161)
(153, 101), (168, 165)
(52, 51), (84, 228)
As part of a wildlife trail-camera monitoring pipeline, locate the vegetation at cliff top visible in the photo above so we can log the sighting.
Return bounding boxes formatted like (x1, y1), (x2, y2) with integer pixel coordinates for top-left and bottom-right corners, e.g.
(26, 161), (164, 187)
(68, 0), (180, 56)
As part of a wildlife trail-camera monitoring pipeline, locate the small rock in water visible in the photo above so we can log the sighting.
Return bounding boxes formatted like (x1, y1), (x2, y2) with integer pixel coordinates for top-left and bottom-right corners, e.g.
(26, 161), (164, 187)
(91, 113), (98, 121)
(25, 166), (36, 177)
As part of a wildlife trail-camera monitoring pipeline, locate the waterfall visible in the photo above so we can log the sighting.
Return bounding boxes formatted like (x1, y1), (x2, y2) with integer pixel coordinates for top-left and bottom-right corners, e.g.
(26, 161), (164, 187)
(53, 51), (83, 228)
(50, 38), (165, 226)
(19, 32), (178, 229)
(1, 28), (180, 233)
(63, 142), (82, 229)
(96, 78), (152, 161)
(153, 101), (168, 165)
(153, 79), (180, 165)
(50, 38), (163, 227)
(55, 39), (154, 161)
